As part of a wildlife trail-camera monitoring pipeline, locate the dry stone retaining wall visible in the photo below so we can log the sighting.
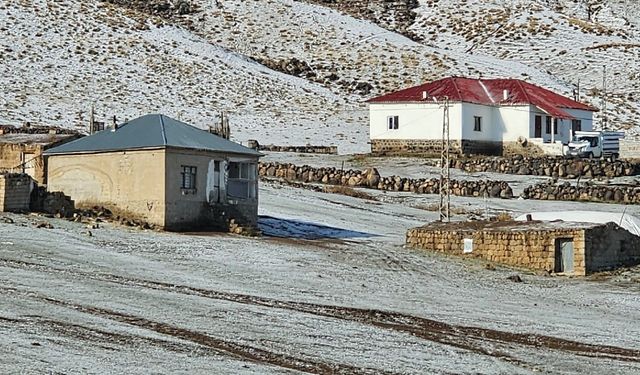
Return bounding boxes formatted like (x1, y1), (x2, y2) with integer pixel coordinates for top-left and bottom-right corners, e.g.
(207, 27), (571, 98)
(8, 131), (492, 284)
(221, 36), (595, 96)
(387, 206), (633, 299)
(249, 141), (338, 155)
(452, 155), (640, 179)
(522, 182), (640, 204)
(259, 162), (514, 198)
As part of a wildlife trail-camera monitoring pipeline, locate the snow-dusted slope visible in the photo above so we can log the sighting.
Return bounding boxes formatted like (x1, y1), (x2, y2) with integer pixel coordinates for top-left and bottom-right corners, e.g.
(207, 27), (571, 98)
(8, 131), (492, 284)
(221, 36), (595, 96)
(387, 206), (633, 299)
(0, 0), (637, 153)
(409, 0), (640, 132)
(0, 0), (366, 152)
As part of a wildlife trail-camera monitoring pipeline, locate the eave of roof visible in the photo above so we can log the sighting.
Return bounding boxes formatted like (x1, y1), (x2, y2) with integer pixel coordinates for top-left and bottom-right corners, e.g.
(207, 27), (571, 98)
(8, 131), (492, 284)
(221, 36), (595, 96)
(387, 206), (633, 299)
(43, 114), (262, 157)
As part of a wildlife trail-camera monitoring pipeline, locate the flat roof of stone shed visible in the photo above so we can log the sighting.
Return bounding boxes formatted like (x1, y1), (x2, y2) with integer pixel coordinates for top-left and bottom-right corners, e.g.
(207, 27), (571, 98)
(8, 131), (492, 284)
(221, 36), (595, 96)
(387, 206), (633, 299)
(0, 133), (78, 145)
(416, 220), (605, 232)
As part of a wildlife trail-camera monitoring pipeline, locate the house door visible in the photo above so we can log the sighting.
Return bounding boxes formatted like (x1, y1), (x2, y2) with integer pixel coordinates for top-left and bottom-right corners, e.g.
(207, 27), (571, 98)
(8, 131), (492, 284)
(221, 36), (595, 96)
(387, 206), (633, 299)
(206, 160), (221, 204)
(21, 153), (36, 180)
(554, 238), (574, 273)
(534, 116), (542, 138)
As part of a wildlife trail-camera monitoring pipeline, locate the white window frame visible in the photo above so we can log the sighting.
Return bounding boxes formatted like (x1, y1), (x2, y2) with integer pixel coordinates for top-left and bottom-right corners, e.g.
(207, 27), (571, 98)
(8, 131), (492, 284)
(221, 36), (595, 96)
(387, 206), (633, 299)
(387, 115), (399, 130)
(181, 165), (197, 190)
(473, 116), (482, 132)
(227, 162), (257, 199)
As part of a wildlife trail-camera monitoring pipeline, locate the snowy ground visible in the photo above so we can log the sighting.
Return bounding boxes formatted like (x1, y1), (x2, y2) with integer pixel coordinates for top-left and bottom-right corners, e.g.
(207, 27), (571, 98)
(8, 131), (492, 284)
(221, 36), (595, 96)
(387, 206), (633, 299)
(1, 181), (640, 374)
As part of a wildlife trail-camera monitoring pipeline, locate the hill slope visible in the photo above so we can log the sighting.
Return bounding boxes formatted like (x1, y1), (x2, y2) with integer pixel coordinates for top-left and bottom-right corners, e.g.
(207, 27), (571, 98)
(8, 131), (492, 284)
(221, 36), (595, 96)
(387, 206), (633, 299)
(0, 0), (638, 153)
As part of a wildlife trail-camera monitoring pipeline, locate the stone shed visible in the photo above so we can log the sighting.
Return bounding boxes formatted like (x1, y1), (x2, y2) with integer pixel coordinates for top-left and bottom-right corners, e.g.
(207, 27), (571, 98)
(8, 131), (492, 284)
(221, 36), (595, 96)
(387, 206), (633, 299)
(406, 220), (640, 275)
(0, 125), (81, 184)
(0, 173), (33, 212)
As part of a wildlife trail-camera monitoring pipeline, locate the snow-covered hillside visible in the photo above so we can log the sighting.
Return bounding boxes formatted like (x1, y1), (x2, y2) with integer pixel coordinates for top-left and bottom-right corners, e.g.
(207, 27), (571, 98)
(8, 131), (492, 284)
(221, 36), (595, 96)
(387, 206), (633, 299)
(409, 0), (640, 131)
(0, 0), (638, 153)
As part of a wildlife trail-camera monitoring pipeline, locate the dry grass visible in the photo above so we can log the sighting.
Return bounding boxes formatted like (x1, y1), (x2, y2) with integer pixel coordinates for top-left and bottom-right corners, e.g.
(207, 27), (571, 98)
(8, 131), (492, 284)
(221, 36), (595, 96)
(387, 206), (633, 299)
(322, 185), (378, 201)
(493, 212), (514, 221)
(415, 203), (482, 216)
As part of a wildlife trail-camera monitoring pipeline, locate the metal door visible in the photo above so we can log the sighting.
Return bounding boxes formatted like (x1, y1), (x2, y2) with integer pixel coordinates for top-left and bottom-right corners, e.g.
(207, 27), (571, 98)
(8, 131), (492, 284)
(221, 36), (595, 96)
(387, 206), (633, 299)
(555, 238), (574, 273)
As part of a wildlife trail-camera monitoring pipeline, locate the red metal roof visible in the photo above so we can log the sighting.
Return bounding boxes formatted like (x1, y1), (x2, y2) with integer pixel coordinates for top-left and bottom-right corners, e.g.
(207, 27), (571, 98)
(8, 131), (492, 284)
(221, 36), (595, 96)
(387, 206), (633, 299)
(367, 77), (598, 119)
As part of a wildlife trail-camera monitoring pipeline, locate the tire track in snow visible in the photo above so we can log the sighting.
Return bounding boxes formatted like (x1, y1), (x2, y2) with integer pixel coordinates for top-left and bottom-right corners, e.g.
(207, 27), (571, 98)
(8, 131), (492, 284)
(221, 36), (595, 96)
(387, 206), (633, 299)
(0, 315), (226, 357)
(3, 258), (640, 367)
(0, 286), (392, 375)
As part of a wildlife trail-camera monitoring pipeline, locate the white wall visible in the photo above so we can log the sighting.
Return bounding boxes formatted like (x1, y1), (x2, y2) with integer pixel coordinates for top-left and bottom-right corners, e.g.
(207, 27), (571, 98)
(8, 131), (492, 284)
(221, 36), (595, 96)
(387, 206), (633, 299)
(369, 103), (463, 141)
(565, 108), (594, 133)
(369, 102), (594, 145)
(497, 106), (532, 141)
(529, 107), (594, 144)
(460, 103), (495, 141)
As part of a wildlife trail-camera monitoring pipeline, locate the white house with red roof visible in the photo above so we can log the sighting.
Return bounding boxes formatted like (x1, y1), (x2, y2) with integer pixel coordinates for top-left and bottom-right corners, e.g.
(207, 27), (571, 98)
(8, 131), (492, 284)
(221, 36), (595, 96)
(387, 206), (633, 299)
(367, 77), (597, 156)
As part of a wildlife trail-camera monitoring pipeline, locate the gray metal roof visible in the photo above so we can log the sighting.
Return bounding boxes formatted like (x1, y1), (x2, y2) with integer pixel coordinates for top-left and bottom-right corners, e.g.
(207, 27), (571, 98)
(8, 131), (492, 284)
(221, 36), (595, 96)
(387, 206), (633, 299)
(44, 114), (261, 157)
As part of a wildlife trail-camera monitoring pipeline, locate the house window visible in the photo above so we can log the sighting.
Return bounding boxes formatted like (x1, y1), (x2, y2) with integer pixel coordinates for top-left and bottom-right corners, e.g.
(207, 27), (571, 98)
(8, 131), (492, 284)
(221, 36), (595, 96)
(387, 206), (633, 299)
(545, 116), (552, 134)
(572, 119), (582, 132)
(534, 115), (542, 138)
(228, 162), (257, 199)
(473, 116), (482, 132)
(553, 118), (558, 135)
(181, 166), (197, 189)
(387, 115), (399, 130)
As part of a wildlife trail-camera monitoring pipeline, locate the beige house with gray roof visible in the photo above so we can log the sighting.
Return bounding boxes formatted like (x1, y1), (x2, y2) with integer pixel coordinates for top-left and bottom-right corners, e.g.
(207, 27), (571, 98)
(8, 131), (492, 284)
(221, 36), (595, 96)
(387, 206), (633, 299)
(44, 114), (261, 231)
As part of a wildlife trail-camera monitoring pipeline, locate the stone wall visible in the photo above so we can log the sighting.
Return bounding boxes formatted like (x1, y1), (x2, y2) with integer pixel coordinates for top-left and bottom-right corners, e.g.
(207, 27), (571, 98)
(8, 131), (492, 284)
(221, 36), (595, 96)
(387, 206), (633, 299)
(585, 223), (640, 273)
(407, 220), (640, 275)
(406, 221), (588, 275)
(47, 150), (168, 227)
(371, 139), (462, 156)
(522, 182), (640, 204)
(259, 162), (514, 198)
(0, 173), (32, 212)
(250, 141), (338, 155)
(620, 139), (640, 160)
(371, 139), (541, 156)
(0, 143), (45, 182)
(452, 155), (640, 179)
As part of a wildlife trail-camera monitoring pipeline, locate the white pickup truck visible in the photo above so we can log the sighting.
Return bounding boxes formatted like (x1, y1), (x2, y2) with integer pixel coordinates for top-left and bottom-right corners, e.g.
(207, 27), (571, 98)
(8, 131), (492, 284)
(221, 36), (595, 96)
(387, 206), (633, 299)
(566, 131), (624, 159)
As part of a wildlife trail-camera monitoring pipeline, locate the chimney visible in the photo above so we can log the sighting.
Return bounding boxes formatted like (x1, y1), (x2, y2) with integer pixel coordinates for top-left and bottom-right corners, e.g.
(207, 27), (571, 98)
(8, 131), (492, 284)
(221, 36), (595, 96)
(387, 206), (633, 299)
(503, 89), (509, 101)
(422, 91), (428, 100)
(111, 115), (118, 132)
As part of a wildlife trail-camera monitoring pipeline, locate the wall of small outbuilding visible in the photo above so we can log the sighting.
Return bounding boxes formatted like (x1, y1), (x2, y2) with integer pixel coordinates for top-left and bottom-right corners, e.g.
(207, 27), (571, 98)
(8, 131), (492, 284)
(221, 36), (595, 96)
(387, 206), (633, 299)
(585, 223), (640, 273)
(406, 223), (588, 275)
(46, 149), (167, 227)
(164, 148), (259, 231)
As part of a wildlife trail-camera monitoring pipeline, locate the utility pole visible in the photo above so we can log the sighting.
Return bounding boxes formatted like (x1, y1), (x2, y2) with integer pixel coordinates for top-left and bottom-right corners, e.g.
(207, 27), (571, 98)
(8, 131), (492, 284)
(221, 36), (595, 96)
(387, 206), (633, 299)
(602, 65), (607, 129)
(439, 96), (451, 222)
(89, 104), (95, 134)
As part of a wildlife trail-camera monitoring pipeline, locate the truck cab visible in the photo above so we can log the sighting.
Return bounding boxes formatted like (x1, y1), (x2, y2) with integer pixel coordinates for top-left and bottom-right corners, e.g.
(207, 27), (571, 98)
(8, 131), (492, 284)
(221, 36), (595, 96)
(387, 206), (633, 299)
(567, 131), (624, 159)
